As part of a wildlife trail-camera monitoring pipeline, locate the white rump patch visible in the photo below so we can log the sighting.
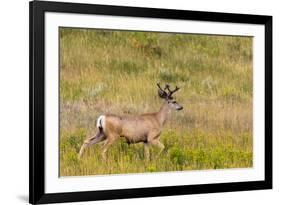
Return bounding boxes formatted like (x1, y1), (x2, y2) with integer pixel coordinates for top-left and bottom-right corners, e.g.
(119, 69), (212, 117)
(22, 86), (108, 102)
(96, 115), (106, 130)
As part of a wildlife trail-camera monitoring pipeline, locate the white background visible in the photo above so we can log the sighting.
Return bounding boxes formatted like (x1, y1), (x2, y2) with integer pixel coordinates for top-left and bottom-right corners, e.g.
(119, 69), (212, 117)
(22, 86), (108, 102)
(0, 0), (279, 204)
(45, 12), (265, 193)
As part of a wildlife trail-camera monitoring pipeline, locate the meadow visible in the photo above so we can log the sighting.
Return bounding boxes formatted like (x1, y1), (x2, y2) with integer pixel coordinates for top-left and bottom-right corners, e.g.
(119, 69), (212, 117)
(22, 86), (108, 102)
(59, 28), (253, 176)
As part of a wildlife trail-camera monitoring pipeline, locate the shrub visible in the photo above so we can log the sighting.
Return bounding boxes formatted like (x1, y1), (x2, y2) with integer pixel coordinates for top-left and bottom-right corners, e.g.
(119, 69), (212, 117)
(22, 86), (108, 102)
(169, 147), (186, 166)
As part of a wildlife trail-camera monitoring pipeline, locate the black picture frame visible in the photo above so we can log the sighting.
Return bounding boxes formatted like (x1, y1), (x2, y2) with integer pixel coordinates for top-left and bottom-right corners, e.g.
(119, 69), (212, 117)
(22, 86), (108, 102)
(29, 0), (272, 204)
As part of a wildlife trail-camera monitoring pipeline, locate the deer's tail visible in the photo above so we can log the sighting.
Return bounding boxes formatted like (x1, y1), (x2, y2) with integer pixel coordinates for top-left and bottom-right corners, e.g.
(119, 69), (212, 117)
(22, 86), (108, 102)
(96, 115), (106, 132)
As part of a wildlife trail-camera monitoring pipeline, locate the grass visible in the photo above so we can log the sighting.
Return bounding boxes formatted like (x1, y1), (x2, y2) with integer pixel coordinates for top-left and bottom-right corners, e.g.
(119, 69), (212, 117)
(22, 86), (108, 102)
(59, 28), (253, 176)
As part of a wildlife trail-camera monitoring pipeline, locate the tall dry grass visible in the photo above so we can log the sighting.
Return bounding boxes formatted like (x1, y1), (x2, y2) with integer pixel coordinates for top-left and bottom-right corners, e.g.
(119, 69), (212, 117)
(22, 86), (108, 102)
(59, 28), (253, 176)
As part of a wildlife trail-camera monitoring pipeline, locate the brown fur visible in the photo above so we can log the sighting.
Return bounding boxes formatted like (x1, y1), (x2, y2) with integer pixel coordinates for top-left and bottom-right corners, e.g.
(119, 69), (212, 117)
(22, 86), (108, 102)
(78, 84), (183, 159)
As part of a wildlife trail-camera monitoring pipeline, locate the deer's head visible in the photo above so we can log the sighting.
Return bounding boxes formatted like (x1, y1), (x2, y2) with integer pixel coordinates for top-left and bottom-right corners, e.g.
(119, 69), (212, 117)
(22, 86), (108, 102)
(157, 83), (183, 111)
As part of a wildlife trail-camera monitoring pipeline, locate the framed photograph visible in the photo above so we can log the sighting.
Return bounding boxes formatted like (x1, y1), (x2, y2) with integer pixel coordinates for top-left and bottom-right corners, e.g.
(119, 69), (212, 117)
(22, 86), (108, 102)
(29, 0), (272, 204)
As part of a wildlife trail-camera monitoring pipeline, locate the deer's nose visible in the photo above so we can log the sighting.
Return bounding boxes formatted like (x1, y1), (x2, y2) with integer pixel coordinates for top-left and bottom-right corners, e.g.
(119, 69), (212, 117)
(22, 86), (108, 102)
(177, 106), (183, 110)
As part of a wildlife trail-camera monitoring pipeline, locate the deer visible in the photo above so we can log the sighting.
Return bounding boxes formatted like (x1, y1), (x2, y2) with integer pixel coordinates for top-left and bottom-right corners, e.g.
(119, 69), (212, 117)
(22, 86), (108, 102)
(78, 83), (183, 160)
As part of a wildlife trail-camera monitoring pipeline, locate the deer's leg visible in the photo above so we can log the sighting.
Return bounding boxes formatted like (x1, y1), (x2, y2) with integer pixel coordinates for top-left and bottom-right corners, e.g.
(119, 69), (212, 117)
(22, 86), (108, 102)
(147, 132), (163, 158)
(78, 131), (105, 158)
(151, 140), (165, 155)
(101, 135), (117, 160)
(149, 136), (165, 156)
(144, 142), (150, 160)
(148, 140), (165, 159)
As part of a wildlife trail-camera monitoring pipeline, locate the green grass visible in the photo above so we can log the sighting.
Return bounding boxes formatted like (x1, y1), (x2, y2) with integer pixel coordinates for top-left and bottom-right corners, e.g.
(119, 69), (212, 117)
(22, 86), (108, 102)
(59, 28), (253, 176)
